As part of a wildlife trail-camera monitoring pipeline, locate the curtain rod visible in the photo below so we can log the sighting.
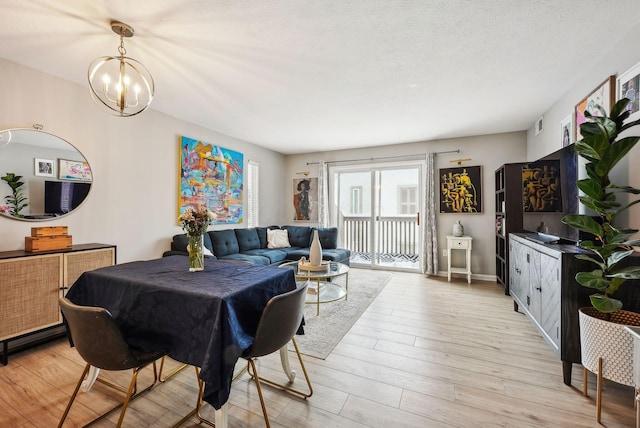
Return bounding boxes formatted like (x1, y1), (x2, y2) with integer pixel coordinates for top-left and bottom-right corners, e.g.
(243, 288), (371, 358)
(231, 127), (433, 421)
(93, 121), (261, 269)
(434, 149), (460, 155)
(306, 150), (458, 166)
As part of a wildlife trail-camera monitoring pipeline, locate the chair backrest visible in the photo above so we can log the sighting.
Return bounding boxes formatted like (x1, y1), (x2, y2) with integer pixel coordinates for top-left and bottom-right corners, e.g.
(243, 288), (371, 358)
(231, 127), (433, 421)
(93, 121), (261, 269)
(245, 282), (308, 358)
(59, 297), (142, 371)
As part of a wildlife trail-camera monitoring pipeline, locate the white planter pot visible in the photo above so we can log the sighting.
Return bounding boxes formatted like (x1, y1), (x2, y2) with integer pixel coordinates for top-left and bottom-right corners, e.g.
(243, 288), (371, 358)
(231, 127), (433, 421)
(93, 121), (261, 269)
(579, 306), (640, 423)
(579, 306), (636, 387)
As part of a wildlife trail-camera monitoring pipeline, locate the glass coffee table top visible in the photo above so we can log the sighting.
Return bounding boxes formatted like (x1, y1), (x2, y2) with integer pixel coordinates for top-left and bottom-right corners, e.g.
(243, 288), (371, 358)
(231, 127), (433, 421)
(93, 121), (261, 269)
(279, 261), (349, 315)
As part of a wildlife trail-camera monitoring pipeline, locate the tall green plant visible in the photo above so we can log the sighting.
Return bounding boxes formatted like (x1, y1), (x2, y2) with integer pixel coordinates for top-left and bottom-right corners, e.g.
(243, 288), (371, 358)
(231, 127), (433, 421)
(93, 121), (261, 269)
(1, 172), (28, 217)
(562, 98), (640, 313)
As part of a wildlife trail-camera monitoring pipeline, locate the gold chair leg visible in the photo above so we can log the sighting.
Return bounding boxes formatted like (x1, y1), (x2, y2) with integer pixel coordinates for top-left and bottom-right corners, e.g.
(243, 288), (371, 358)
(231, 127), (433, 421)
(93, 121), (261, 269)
(57, 363), (91, 428)
(247, 338), (313, 399)
(117, 368), (142, 427)
(172, 366), (215, 428)
(59, 361), (159, 428)
(248, 358), (271, 428)
(583, 366), (588, 396)
(159, 355), (188, 382)
(597, 357), (603, 423)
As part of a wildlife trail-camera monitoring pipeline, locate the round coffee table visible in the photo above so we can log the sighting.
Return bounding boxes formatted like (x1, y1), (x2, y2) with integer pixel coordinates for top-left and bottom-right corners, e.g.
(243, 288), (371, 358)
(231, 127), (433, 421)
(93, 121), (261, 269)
(279, 261), (349, 315)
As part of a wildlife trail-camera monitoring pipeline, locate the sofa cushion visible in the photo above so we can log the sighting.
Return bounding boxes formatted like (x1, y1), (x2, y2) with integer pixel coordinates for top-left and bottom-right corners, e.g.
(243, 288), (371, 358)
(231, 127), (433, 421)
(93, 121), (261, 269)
(321, 248), (351, 265)
(282, 226), (312, 248)
(314, 227), (338, 249)
(218, 253), (270, 265)
(171, 233), (214, 255)
(243, 248), (289, 264)
(235, 228), (261, 252)
(284, 248), (350, 265)
(210, 229), (239, 257)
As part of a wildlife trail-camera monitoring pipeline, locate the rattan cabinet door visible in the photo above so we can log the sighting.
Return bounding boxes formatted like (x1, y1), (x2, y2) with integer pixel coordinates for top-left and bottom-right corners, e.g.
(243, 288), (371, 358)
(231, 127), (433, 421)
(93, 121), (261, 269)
(63, 248), (115, 292)
(0, 254), (63, 340)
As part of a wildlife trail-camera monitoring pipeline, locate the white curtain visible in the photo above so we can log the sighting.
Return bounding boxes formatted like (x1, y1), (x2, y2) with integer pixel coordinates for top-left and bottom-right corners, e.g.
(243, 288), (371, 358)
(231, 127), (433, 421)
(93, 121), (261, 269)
(422, 152), (438, 275)
(317, 160), (330, 227)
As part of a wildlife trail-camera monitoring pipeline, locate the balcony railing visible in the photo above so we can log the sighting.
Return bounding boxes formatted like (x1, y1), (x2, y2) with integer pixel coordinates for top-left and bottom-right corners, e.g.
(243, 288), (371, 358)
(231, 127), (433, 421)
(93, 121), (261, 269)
(341, 215), (419, 260)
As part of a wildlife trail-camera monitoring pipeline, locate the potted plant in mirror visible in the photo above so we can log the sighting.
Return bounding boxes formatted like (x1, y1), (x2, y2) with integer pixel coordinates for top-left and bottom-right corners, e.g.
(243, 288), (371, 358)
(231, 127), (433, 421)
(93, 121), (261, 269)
(1, 172), (28, 218)
(561, 97), (640, 422)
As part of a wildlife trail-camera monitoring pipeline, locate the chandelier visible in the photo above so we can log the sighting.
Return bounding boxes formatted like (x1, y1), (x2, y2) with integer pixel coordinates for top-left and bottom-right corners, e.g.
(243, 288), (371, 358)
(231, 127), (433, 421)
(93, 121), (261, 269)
(88, 21), (154, 117)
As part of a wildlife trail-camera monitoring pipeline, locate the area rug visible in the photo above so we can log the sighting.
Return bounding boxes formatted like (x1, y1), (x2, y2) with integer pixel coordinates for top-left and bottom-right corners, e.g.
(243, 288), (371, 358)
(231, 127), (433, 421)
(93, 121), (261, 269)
(294, 268), (393, 359)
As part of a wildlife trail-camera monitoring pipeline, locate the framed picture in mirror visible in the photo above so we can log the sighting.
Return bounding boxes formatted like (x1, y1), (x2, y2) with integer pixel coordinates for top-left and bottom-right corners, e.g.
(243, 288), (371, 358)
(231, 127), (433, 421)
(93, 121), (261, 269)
(58, 159), (92, 182)
(34, 158), (55, 177)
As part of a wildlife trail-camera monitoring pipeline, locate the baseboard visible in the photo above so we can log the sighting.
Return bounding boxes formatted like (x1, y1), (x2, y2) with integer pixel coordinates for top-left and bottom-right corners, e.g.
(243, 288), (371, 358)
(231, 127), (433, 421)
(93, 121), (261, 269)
(435, 271), (497, 282)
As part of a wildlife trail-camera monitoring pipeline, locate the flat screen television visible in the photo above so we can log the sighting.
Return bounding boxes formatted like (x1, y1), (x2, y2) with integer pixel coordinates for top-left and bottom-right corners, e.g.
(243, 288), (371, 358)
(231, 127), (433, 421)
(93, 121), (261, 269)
(44, 180), (91, 215)
(522, 143), (579, 243)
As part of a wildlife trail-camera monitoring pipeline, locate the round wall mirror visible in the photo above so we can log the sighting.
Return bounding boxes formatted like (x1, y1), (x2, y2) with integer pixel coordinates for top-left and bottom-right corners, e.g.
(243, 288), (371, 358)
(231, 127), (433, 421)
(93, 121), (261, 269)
(0, 128), (92, 221)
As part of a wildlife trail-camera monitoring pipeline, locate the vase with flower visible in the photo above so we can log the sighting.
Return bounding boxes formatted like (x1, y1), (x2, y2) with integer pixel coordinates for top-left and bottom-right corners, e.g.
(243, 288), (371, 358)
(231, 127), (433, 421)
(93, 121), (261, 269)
(178, 205), (215, 271)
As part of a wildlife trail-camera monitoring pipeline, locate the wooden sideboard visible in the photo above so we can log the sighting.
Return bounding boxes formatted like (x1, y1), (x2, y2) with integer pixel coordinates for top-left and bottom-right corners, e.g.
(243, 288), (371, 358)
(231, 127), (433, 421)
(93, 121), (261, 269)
(509, 233), (640, 385)
(0, 243), (116, 365)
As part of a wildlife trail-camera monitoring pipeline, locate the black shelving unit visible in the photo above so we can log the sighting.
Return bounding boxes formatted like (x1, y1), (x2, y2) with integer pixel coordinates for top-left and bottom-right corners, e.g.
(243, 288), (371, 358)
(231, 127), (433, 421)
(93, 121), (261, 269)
(495, 163), (525, 294)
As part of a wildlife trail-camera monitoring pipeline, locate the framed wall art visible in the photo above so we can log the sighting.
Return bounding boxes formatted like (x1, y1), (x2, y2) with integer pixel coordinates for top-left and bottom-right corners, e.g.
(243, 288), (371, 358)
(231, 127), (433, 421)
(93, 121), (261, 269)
(292, 177), (318, 221)
(179, 135), (244, 224)
(574, 75), (615, 141)
(34, 158), (55, 177)
(617, 61), (640, 122)
(560, 114), (572, 148)
(522, 160), (562, 212)
(439, 165), (482, 213)
(58, 159), (92, 181)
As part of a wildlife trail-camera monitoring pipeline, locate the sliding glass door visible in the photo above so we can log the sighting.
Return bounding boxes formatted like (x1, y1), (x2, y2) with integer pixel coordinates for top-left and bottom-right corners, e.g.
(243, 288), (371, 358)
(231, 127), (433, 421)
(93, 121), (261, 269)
(335, 162), (422, 271)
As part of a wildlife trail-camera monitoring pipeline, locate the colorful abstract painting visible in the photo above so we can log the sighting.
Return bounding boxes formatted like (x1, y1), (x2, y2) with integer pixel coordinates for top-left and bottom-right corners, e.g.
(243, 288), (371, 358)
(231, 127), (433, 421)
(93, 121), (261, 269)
(58, 159), (92, 182)
(179, 135), (243, 224)
(439, 166), (482, 213)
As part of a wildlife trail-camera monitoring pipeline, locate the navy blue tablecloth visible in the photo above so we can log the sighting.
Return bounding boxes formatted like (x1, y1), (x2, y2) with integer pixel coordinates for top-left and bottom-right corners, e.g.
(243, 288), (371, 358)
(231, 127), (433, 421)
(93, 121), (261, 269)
(65, 255), (297, 409)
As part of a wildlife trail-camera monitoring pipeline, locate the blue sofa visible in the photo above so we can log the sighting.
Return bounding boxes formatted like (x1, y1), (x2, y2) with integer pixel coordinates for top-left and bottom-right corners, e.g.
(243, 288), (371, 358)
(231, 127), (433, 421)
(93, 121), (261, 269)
(164, 225), (351, 266)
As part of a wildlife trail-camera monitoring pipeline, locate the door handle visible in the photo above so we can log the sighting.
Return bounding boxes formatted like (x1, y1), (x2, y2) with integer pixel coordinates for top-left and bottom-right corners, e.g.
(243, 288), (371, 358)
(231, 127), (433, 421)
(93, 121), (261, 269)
(417, 212), (420, 226)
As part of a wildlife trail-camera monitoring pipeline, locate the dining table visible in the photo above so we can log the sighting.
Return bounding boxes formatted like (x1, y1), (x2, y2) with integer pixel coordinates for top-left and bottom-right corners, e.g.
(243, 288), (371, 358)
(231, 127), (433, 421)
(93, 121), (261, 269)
(64, 255), (298, 427)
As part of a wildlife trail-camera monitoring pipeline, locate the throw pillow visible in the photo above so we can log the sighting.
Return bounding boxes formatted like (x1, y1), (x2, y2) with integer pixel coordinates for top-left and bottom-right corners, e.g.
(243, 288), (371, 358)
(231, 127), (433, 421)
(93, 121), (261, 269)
(267, 229), (291, 249)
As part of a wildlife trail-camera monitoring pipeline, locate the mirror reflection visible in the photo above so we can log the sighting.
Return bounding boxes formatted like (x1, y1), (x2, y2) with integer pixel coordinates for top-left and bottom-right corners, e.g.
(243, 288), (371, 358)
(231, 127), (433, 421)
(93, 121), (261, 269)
(0, 128), (92, 221)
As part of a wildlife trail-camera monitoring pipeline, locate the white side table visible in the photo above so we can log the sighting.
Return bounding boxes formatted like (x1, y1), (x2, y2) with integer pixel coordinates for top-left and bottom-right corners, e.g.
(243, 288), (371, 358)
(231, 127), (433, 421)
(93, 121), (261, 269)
(446, 235), (472, 284)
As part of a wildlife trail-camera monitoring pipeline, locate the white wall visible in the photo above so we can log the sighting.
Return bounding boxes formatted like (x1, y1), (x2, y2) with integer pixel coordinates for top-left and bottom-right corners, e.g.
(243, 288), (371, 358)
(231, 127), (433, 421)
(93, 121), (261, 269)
(285, 132), (527, 277)
(527, 23), (640, 232)
(0, 58), (288, 263)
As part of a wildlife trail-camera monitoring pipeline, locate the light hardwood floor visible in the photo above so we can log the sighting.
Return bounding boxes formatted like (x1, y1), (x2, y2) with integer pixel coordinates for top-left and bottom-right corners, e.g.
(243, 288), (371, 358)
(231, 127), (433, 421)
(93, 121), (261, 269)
(0, 272), (636, 427)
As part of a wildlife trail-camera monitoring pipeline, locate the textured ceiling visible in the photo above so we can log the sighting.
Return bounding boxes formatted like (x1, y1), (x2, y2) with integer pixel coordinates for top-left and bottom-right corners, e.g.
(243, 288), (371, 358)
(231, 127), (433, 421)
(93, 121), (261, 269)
(1, 0), (639, 154)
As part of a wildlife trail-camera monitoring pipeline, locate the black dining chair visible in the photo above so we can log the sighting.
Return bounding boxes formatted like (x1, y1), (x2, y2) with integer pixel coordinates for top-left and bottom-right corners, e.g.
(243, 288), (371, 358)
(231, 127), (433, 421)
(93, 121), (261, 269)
(244, 282), (313, 401)
(190, 282), (313, 428)
(58, 297), (164, 428)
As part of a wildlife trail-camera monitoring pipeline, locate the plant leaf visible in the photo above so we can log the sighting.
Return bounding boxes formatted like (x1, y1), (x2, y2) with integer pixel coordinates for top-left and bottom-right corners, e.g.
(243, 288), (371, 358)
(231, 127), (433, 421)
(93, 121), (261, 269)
(607, 249), (634, 267)
(590, 294), (623, 313)
(576, 271), (609, 291)
(562, 214), (602, 236)
(608, 266), (640, 280)
(577, 178), (603, 199)
(610, 98), (631, 120)
(575, 140), (601, 161)
(575, 254), (606, 270)
(607, 277), (626, 295)
(613, 199), (640, 218)
(597, 136), (640, 176)
(609, 184), (640, 195)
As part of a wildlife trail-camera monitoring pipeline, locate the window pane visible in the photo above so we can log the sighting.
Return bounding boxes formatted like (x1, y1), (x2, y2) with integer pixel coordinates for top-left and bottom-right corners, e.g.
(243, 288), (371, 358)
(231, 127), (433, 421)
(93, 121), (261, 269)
(247, 161), (259, 227)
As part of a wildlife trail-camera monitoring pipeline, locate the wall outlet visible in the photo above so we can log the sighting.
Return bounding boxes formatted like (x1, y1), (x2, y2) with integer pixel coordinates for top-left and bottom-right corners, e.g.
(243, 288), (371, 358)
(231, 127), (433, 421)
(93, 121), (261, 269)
(442, 249), (448, 257)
